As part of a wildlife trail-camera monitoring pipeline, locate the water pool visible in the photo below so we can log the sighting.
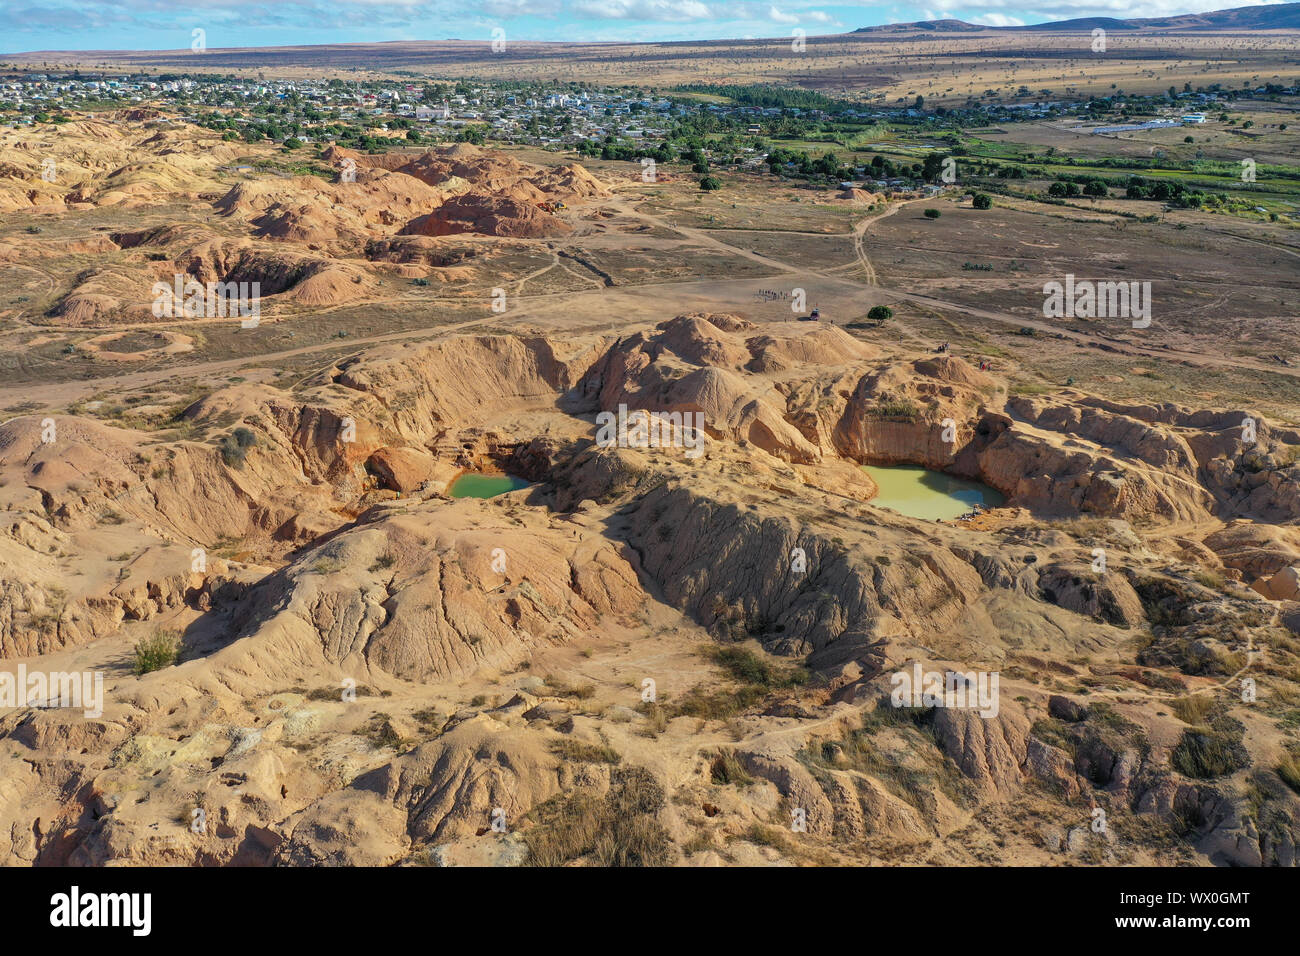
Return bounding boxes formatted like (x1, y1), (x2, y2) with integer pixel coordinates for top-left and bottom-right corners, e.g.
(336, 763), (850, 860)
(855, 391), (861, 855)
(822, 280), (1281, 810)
(448, 473), (531, 499)
(861, 464), (1004, 520)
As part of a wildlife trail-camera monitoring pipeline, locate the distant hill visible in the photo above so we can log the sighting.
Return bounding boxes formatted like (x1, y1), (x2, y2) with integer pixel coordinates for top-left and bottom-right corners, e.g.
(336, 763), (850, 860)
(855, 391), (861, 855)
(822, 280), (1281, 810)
(854, 2), (1300, 34)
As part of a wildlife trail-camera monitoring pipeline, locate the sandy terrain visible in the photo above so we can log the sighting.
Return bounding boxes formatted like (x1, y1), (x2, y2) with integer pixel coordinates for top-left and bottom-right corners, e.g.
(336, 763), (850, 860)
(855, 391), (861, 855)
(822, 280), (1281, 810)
(0, 109), (1297, 868)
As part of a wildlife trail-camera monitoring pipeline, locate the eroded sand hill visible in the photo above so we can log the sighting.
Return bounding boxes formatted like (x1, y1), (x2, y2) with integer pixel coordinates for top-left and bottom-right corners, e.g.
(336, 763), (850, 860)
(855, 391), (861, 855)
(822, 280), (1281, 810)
(0, 118), (607, 325)
(1, 312), (1299, 866)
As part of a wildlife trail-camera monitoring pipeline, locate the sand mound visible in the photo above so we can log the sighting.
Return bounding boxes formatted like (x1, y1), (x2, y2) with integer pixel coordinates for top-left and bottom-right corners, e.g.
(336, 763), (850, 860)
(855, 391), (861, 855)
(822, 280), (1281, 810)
(578, 314), (825, 462)
(221, 144), (598, 248)
(1, 310), (1297, 867)
(400, 193), (570, 239)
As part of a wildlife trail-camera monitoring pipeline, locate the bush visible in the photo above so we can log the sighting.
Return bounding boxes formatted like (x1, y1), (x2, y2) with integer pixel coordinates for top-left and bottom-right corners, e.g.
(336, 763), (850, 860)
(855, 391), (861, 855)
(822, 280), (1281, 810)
(1192, 570), (1225, 590)
(1277, 754), (1300, 795)
(867, 305), (893, 323)
(551, 739), (622, 764)
(870, 399), (921, 421)
(923, 208), (941, 219)
(971, 193), (992, 210)
(1170, 717), (1249, 779)
(134, 630), (180, 675)
(524, 766), (672, 867)
(1169, 695), (1214, 725)
(710, 751), (752, 786)
(710, 646), (806, 689)
(699, 176), (722, 191)
(218, 427), (257, 467)
(218, 437), (246, 468)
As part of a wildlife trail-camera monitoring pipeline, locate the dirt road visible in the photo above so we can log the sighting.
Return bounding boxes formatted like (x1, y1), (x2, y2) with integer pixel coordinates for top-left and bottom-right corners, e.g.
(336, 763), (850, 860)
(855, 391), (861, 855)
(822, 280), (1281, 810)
(4, 189), (1298, 413)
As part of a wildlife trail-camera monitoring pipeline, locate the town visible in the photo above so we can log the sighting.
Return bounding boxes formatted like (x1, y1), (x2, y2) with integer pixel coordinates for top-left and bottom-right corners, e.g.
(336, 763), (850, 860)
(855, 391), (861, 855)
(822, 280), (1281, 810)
(2, 67), (1293, 201)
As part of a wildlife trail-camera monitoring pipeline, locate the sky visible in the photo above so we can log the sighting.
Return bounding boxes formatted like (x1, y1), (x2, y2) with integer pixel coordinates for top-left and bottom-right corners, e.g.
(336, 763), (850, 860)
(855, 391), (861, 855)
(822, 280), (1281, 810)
(0, 0), (1288, 53)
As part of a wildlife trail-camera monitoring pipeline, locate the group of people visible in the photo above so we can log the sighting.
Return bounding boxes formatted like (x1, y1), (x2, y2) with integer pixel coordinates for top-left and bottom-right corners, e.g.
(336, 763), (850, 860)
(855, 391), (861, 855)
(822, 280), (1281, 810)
(936, 341), (996, 373)
(754, 289), (795, 302)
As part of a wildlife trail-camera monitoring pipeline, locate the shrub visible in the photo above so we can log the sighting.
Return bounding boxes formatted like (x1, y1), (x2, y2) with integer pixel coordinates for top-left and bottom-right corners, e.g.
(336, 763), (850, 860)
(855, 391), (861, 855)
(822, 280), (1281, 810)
(867, 305), (893, 324)
(218, 428), (256, 468)
(710, 751), (753, 786)
(669, 684), (765, 720)
(545, 676), (596, 699)
(1192, 570), (1225, 590)
(923, 208), (941, 219)
(524, 766), (672, 866)
(870, 399), (921, 421)
(1170, 717), (1249, 779)
(710, 646), (806, 689)
(133, 630), (180, 675)
(365, 714), (408, 750)
(1169, 694), (1214, 725)
(551, 739), (622, 764)
(971, 193), (992, 210)
(638, 700), (670, 736)
(699, 175), (722, 191)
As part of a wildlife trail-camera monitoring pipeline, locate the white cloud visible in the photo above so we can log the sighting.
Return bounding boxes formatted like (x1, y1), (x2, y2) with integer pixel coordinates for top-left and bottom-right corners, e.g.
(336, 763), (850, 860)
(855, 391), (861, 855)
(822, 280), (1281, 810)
(969, 12), (1025, 25)
(571, 0), (713, 21)
(964, 0), (1282, 19)
(480, 0), (562, 15)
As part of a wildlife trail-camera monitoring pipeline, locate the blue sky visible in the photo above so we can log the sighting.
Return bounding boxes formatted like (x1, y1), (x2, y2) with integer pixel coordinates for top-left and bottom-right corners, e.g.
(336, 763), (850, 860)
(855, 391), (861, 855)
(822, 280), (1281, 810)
(0, 0), (1284, 53)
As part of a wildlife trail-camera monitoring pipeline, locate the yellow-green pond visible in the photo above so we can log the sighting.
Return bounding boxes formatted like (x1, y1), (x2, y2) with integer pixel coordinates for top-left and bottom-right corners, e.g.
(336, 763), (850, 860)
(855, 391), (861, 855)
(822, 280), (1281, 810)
(861, 464), (1004, 521)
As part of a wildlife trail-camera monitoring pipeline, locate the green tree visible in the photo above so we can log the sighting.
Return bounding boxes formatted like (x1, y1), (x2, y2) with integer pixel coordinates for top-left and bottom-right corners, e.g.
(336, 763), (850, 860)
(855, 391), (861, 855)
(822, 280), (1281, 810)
(921, 152), (948, 183)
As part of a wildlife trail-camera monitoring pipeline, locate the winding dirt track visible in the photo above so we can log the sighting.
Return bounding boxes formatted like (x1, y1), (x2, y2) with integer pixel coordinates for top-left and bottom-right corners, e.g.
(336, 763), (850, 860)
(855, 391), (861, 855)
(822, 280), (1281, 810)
(3, 187), (1298, 412)
(606, 194), (1300, 383)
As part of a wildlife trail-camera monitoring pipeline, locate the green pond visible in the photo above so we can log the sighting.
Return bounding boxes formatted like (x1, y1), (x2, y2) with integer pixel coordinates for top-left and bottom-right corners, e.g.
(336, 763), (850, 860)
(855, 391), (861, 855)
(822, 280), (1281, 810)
(861, 464), (1005, 521)
(448, 473), (531, 499)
